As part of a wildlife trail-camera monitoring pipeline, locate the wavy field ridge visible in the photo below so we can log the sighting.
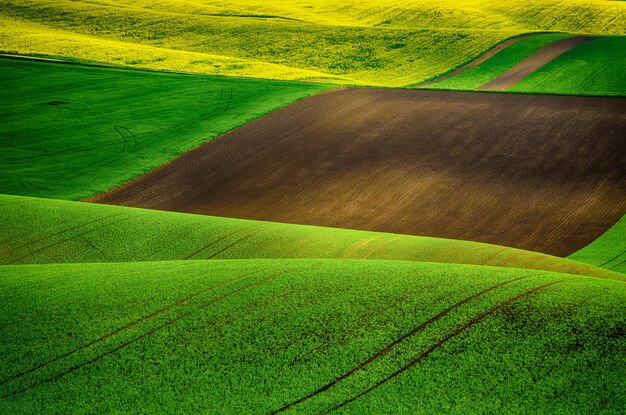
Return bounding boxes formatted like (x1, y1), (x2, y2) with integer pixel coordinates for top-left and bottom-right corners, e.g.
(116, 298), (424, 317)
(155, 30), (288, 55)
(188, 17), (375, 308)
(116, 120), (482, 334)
(1, 0), (625, 86)
(1, 2), (625, 413)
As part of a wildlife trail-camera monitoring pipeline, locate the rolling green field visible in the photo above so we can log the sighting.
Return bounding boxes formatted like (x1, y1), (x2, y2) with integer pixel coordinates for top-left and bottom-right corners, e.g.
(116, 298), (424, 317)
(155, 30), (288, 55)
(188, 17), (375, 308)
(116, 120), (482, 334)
(569, 215), (626, 274)
(1, 0), (625, 86)
(0, 260), (624, 414)
(426, 33), (571, 90)
(1, 194), (622, 280)
(1, 2), (625, 413)
(509, 37), (626, 96)
(0, 57), (329, 200)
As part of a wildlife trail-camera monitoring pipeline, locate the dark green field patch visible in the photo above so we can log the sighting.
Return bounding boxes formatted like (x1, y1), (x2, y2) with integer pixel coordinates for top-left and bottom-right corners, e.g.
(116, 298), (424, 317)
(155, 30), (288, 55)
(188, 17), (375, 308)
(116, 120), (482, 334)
(0, 57), (329, 200)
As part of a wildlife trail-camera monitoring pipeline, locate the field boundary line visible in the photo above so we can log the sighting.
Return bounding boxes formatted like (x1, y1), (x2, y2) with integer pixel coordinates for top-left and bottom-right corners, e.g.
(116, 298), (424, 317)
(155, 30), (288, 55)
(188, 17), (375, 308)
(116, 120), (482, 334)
(0, 270), (264, 386)
(270, 275), (532, 413)
(5, 268), (297, 397)
(329, 280), (563, 412)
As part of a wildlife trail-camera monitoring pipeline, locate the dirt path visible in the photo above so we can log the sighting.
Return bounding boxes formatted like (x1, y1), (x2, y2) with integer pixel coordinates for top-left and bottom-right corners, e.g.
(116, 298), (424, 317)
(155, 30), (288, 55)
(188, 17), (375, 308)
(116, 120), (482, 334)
(420, 33), (541, 86)
(91, 89), (626, 256)
(479, 36), (594, 90)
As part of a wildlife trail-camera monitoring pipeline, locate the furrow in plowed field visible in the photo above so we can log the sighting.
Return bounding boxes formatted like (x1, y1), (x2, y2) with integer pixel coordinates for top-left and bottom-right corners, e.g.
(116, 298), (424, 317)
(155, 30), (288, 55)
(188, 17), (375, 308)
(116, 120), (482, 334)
(92, 89), (626, 256)
(479, 36), (594, 90)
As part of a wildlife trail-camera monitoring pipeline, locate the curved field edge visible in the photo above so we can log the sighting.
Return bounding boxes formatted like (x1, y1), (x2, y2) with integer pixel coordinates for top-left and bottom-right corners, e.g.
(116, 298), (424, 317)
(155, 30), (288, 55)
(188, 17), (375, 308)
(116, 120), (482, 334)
(0, 57), (332, 200)
(508, 36), (626, 97)
(0, 194), (621, 281)
(569, 215), (626, 274)
(0, 259), (624, 414)
(422, 32), (572, 90)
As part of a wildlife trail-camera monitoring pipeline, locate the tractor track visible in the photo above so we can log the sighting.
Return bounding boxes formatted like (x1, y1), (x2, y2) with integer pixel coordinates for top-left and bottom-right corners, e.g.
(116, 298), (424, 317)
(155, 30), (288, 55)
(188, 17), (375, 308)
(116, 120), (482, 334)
(329, 280), (563, 412)
(270, 275), (531, 413)
(4, 268), (296, 397)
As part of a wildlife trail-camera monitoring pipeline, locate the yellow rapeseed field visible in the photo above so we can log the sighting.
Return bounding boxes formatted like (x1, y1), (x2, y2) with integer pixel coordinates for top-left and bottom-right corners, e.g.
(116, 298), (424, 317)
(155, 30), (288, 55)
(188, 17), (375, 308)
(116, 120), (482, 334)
(1, 0), (625, 86)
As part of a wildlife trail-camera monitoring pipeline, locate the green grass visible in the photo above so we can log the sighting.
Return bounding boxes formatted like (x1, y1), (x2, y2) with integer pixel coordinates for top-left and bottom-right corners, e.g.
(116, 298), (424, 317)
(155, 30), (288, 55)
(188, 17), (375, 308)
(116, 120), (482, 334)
(0, 194), (621, 281)
(569, 215), (626, 274)
(0, 259), (624, 414)
(508, 36), (626, 96)
(0, 57), (330, 200)
(427, 33), (572, 90)
(1, 0), (625, 86)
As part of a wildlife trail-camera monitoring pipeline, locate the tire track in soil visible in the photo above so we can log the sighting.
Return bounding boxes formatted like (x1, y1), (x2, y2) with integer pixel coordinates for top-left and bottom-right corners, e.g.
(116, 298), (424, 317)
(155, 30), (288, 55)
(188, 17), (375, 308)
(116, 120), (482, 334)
(57, 85), (246, 183)
(608, 258), (626, 271)
(184, 225), (257, 260)
(340, 235), (387, 259)
(205, 228), (265, 259)
(4, 269), (297, 397)
(0, 213), (127, 261)
(328, 280), (563, 412)
(0, 270), (264, 386)
(362, 236), (403, 259)
(599, 250), (626, 268)
(270, 275), (531, 414)
(3, 215), (139, 265)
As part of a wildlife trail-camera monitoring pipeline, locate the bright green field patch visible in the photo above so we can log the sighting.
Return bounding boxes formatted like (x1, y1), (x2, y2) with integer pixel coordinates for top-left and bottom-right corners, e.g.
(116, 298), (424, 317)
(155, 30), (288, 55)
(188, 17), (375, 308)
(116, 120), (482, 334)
(0, 259), (624, 414)
(0, 194), (621, 281)
(427, 33), (572, 90)
(569, 215), (626, 274)
(0, 57), (329, 200)
(508, 36), (626, 96)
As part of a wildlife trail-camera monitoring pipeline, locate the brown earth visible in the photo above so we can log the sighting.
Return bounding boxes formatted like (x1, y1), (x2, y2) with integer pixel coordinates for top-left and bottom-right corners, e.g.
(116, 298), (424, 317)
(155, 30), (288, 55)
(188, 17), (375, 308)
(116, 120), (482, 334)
(90, 88), (626, 256)
(479, 36), (594, 90)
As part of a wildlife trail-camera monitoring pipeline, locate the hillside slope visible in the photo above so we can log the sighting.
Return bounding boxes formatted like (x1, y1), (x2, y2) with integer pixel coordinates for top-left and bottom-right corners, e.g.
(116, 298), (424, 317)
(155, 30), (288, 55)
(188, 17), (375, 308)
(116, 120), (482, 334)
(0, 194), (621, 281)
(0, 259), (624, 414)
(569, 215), (626, 274)
(0, 57), (329, 200)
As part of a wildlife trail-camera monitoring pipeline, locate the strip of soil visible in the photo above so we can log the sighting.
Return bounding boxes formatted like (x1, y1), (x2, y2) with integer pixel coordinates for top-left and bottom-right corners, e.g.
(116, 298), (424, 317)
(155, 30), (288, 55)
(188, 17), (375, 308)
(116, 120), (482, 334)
(479, 36), (594, 90)
(420, 33), (541, 86)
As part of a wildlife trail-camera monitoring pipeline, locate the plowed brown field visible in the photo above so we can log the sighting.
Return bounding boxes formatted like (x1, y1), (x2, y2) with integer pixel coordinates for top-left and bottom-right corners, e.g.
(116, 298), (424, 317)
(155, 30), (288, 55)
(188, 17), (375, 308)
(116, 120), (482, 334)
(91, 89), (626, 256)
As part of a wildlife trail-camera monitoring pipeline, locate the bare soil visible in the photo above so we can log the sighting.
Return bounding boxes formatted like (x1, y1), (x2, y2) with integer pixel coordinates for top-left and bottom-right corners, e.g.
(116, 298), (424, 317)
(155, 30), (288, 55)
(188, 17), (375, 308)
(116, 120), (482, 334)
(91, 88), (626, 256)
(420, 33), (540, 86)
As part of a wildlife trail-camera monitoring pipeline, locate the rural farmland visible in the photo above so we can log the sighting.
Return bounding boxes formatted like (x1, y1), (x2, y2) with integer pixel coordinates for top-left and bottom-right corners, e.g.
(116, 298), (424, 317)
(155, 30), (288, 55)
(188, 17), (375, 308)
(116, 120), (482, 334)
(1, 1), (625, 414)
